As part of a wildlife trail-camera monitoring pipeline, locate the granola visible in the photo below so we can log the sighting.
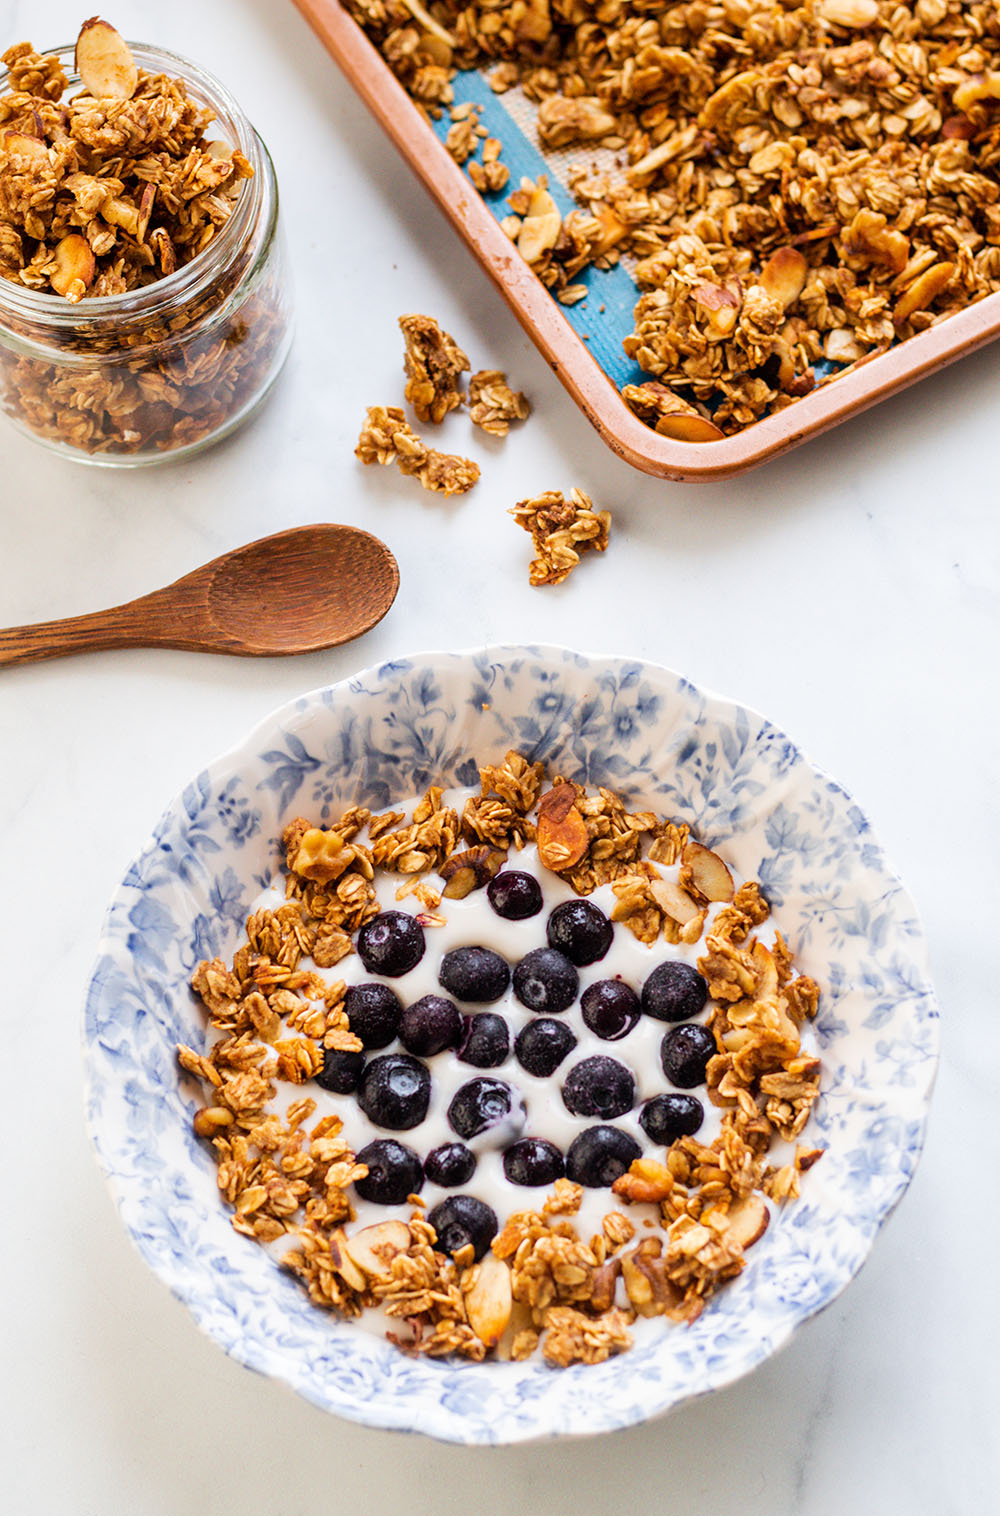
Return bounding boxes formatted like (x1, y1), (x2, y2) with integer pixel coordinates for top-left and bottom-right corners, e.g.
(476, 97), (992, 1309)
(346, 0), (1000, 435)
(356, 403), (481, 493)
(467, 366), (530, 435)
(180, 750), (822, 1365)
(509, 486), (611, 586)
(0, 19), (287, 456)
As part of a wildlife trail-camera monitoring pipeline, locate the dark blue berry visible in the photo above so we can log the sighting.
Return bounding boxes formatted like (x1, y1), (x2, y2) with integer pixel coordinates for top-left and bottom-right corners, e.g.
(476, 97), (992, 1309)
(565, 1126), (642, 1188)
(514, 1017), (577, 1077)
(562, 1055), (635, 1119)
(546, 899), (613, 966)
(487, 870), (543, 920)
(660, 1023), (716, 1087)
(458, 1012), (510, 1068)
(357, 1053), (431, 1130)
(344, 982), (403, 1050)
(580, 979), (640, 1041)
(639, 1093), (704, 1142)
(424, 1142), (477, 1188)
(439, 946), (511, 1002)
(357, 910), (425, 977)
(315, 1048), (366, 1094)
(399, 994), (462, 1057)
(512, 947), (578, 1013)
(447, 1077), (524, 1141)
(641, 961), (708, 1022)
(354, 1139), (423, 1205)
(503, 1138), (565, 1187)
(427, 1194), (498, 1261)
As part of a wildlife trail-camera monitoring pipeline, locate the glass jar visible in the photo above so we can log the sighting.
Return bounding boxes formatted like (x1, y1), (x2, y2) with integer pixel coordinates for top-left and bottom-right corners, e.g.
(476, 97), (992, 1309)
(0, 42), (292, 464)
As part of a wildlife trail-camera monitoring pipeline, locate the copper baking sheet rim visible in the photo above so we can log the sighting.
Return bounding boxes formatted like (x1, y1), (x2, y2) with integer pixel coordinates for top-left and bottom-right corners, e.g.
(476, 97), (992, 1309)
(296, 0), (1000, 482)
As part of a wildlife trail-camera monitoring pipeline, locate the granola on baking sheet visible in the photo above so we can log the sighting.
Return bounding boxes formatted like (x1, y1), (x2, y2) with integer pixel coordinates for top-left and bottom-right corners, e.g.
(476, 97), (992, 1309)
(346, 0), (1000, 435)
(178, 751), (823, 1365)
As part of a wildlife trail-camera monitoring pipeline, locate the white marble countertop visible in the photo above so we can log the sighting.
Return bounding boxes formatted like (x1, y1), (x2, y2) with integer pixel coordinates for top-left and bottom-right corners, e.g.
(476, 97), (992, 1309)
(2, 0), (998, 1508)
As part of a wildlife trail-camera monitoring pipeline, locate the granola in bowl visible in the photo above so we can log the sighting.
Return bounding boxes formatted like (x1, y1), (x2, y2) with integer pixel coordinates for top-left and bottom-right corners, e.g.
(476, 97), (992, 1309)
(83, 648), (938, 1441)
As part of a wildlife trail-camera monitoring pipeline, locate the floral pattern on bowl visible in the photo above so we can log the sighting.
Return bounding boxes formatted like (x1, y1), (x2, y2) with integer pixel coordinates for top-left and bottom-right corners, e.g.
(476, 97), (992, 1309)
(83, 646), (939, 1444)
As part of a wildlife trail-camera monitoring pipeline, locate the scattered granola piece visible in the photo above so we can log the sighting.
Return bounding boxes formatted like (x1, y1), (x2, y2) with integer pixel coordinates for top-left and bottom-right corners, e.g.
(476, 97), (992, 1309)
(467, 367), (530, 436)
(399, 312), (470, 423)
(509, 487), (611, 587)
(356, 404), (480, 495)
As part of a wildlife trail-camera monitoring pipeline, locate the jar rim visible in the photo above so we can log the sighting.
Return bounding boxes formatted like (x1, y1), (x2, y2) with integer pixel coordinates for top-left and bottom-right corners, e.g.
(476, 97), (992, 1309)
(0, 38), (264, 322)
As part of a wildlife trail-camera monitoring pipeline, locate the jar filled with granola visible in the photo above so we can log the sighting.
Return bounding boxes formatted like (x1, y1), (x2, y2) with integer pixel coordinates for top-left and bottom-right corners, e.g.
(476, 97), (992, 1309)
(0, 21), (292, 463)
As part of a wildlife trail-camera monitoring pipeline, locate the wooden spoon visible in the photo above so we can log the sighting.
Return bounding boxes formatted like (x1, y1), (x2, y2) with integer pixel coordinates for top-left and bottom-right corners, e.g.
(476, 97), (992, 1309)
(0, 524), (399, 667)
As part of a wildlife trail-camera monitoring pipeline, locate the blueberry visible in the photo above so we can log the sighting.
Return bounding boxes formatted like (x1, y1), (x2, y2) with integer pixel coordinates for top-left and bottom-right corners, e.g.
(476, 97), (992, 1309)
(639, 1093), (704, 1143)
(514, 1017), (578, 1078)
(424, 1142), (477, 1188)
(503, 1138), (565, 1187)
(357, 910), (425, 977)
(565, 1126), (642, 1188)
(399, 994), (462, 1057)
(641, 961), (708, 1022)
(427, 1194), (498, 1261)
(439, 946), (511, 1003)
(487, 870), (543, 920)
(354, 1139), (423, 1205)
(447, 1077), (524, 1142)
(512, 947), (578, 1013)
(344, 982), (403, 1050)
(357, 1053), (431, 1130)
(315, 1048), (366, 1094)
(580, 979), (640, 1041)
(546, 899), (613, 966)
(458, 1012), (510, 1068)
(660, 1023), (717, 1087)
(561, 1055), (635, 1119)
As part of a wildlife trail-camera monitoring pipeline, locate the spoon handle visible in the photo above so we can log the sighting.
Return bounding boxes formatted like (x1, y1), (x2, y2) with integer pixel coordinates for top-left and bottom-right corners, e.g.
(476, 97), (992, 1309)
(0, 589), (207, 667)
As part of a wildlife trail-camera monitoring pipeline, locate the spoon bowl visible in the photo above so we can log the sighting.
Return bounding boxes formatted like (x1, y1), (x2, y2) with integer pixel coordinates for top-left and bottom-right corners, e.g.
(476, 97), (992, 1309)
(0, 524), (399, 666)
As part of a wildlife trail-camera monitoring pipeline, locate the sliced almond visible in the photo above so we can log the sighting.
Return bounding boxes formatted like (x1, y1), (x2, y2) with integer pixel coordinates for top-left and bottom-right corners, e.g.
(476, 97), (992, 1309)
(817, 0), (879, 25)
(75, 18), (139, 101)
(341, 1219), (410, 1280)
(50, 234), (96, 300)
(654, 413), (725, 442)
(894, 260), (955, 323)
(648, 877), (701, 925)
(517, 185), (561, 265)
(725, 1194), (769, 1249)
(136, 182), (156, 242)
(463, 1251), (512, 1348)
(759, 246), (808, 309)
(329, 1231), (368, 1293)
(2, 131), (49, 165)
(750, 940), (779, 1000)
(536, 783), (589, 871)
(683, 841), (735, 902)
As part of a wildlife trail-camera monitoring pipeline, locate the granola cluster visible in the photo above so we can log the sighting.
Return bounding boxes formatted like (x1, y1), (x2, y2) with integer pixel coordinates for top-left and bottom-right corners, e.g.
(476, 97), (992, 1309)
(509, 486), (611, 586)
(0, 19), (286, 455)
(347, 0), (1000, 434)
(179, 749), (823, 1366)
(356, 311), (530, 492)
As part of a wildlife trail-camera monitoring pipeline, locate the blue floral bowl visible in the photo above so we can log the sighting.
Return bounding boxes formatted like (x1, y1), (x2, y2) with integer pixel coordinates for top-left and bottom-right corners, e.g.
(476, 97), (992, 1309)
(83, 646), (938, 1443)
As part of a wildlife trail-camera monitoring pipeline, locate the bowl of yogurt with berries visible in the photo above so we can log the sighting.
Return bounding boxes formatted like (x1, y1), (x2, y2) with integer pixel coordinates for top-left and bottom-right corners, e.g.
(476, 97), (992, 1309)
(84, 646), (938, 1443)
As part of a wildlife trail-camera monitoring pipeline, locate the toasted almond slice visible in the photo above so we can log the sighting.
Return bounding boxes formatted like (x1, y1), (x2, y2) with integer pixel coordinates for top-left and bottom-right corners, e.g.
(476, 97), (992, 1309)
(341, 1219), (410, 1280)
(725, 1194), (769, 1249)
(464, 1252), (512, 1347)
(75, 18), (139, 100)
(654, 413), (725, 442)
(817, 0), (879, 25)
(517, 185), (561, 264)
(894, 260), (955, 323)
(2, 130), (49, 165)
(329, 1231), (368, 1293)
(750, 939), (779, 1000)
(50, 234), (96, 299)
(759, 246), (808, 309)
(683, 841), (735, 902)
(648, 877), (701, 926)
(136, 182), (156, 242)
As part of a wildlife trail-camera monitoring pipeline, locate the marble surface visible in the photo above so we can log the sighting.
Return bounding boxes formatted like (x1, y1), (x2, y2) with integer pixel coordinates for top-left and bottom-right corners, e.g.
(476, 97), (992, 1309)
(0, 0), (997, 1509)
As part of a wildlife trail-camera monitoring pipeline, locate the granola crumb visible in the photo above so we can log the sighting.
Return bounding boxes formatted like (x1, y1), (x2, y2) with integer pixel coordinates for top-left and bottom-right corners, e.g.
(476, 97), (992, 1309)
(509, 487), (611, 586)
(467, 367), (530, 436)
